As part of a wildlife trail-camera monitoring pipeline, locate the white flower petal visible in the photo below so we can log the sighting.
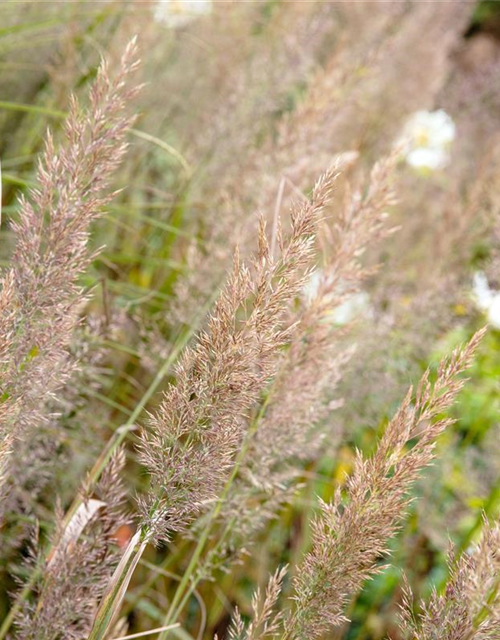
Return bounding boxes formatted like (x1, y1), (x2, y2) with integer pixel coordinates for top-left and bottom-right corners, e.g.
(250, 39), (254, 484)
(302, 269), (324, 303)
(472, 271), (493, 311)
(398, 109), (455, 171)
(154, 0), (212, 27)
(488, 295), (500, 330)
(406, 147), (448, 170)
(331, 292), (372, 325)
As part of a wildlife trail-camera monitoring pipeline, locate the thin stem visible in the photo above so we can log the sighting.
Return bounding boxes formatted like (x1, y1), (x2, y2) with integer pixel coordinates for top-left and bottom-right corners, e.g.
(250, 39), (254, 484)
(87, 537), (146, 640)
(158, 390), (276, 640)
(110, 624), (180, 640)
(64, 328), (189, 526)
(0, 296), (214, 640)
(66, 285), (218, 525)
(0, 578), (39, 640)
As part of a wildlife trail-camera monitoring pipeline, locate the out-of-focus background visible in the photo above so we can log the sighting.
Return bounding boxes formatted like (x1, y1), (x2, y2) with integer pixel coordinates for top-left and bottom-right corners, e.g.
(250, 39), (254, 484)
(2, 1), (500, 638)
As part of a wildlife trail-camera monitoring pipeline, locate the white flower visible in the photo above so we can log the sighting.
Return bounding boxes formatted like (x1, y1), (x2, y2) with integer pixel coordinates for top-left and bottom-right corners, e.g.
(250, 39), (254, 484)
(330, 292), (372, 325)
(473, 271), (492, 311)
(302, 270), (372, 325)
(302, 269), (324, 303)
(472, 271), (500, 329)
(154, 0), (212, 28)
(405, 147), (448, 171)
(399, 109), (456, 171)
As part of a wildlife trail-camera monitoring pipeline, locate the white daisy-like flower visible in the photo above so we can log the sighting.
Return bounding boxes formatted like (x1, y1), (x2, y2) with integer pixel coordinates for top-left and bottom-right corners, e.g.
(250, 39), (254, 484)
(302, 270), (372, 325)
(302, 269), (325, 303)
(472, 271), (500, 329)
(154, 0), (212, 28)
(330, 291), (372, 325)
(399, 109), (456, 171)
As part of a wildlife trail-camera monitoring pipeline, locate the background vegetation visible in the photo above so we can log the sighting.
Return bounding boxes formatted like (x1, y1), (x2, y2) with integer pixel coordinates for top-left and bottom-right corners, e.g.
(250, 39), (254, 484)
(2, 1), (500, 639)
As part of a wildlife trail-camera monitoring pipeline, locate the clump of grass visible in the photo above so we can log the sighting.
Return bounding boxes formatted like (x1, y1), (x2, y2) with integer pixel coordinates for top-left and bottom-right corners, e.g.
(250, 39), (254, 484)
(2, 3), (500, 640)
(0, 37), (140, 511)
